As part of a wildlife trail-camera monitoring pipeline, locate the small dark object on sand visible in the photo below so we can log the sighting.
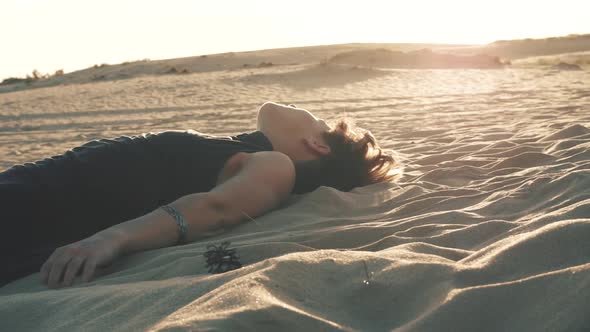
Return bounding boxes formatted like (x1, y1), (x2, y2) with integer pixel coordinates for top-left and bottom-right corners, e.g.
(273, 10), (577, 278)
(204, 241), (242, 273)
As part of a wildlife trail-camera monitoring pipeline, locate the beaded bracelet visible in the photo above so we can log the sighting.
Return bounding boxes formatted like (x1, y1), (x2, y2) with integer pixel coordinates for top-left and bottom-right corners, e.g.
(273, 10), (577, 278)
(160, 205), (188, 244)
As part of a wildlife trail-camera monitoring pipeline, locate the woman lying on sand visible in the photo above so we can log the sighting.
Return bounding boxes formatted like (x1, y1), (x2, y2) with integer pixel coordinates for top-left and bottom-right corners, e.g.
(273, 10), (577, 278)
(0, 102), (397, 289)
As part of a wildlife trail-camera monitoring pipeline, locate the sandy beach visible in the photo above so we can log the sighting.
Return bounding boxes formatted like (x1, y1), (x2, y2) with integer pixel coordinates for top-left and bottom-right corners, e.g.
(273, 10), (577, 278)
(1, 40), (590, 331)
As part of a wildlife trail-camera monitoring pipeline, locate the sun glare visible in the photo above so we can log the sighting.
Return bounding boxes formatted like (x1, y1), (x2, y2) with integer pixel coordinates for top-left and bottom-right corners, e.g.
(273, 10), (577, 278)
(0, 0), (588, 79)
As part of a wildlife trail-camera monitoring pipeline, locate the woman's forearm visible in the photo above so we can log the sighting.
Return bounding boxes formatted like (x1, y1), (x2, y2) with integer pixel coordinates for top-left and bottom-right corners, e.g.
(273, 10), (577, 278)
(39, 192), (232, 288)
(106, 192), (227, 256)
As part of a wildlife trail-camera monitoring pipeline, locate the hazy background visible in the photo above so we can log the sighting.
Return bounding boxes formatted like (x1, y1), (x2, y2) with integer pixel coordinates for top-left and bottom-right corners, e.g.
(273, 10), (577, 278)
(1, 0), (589, 80)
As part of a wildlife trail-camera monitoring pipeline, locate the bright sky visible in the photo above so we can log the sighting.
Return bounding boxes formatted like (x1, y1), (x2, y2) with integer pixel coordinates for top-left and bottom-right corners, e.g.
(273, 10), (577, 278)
(1, 0), (589, 80)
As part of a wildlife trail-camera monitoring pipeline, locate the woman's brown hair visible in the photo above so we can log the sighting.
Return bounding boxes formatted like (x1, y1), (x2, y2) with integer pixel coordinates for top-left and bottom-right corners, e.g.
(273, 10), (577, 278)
(293, 119), (399, 194)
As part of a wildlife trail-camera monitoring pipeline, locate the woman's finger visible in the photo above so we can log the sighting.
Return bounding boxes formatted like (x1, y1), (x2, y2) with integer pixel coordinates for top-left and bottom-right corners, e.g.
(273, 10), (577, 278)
(48, 254), (73, 288)
(62, 256), (86, 287)
(40, 248), (62, 285)
(82, 257), (97, 283)
(40, 258), (53, 284)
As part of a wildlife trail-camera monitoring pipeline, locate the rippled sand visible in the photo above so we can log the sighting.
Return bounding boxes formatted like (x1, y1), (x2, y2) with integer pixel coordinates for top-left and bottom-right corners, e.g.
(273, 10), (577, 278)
(1, 66), (590, 331)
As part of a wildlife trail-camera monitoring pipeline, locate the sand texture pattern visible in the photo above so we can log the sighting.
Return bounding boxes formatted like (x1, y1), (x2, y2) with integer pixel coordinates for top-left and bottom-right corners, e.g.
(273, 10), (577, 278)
(1, 65), (590, 331)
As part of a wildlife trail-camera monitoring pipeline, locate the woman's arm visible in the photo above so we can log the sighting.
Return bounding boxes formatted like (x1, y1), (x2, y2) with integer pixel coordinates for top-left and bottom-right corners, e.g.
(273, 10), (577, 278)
(41, 151), (295, 288)
(118, 151), (294, 253)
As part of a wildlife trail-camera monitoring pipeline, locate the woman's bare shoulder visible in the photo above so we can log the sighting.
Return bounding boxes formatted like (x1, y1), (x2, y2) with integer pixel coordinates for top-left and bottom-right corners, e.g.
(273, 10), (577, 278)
(241, 151), (294, 174)
(217, 151), (294, 187)
(242, 151), (295, 192)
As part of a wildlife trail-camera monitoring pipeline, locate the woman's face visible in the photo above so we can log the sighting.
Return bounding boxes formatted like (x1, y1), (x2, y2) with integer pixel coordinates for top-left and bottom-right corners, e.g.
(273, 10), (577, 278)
(256, 102), (331, 160)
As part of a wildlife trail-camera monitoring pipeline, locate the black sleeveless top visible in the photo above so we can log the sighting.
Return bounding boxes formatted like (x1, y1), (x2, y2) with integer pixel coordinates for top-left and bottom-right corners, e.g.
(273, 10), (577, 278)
(0, 130), (274, 227)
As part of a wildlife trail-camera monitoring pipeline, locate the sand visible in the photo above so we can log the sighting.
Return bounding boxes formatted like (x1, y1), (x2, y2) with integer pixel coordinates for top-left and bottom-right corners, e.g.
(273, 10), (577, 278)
(1, 57), (590, 331)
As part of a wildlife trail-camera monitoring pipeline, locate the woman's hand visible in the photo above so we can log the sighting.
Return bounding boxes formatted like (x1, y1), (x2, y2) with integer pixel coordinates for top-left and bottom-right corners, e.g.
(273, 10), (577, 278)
(40, 230), (126, 289)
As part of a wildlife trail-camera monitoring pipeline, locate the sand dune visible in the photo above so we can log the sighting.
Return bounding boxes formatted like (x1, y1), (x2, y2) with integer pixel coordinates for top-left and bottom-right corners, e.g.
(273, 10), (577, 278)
(0, 61), (589, 331)
(235, 63), (390, 90)
(3, 34), (588, 95)
(328, 48), (505, 69)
